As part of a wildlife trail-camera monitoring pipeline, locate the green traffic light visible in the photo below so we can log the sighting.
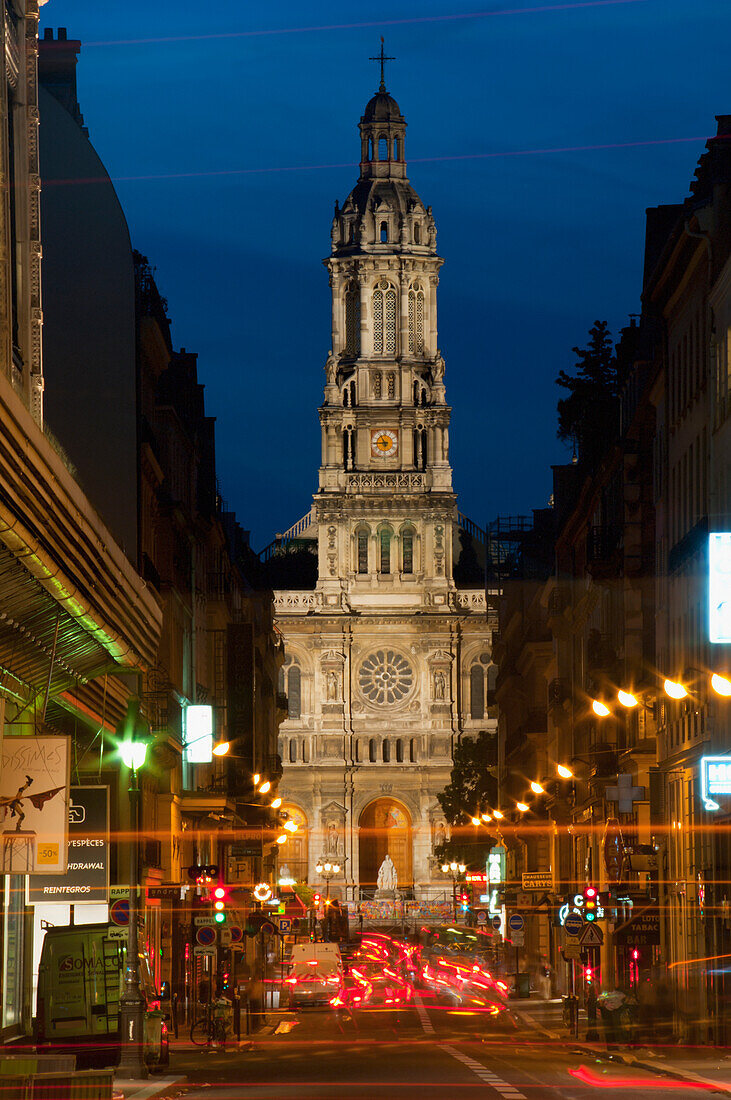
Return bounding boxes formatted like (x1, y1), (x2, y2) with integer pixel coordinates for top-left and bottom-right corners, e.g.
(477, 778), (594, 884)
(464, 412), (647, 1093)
(214, 911), (226, 923)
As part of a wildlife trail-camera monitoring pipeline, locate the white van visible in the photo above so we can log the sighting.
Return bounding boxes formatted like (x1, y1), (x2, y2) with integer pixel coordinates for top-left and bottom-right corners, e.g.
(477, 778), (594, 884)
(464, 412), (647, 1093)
(36, 922), (168, 1068)
(285, 943), (343, 1009)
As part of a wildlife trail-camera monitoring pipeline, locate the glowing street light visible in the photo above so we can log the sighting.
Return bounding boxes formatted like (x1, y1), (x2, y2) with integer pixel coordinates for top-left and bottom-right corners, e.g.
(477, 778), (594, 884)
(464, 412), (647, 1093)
(592, 699), (611, 717)
(481, 813), (492, 823)
(516, 802), (529, 813)
(212, 740), (231, 757)
(493, 810), (504, 820)
(271, 797), (282, 809)
(557, 764), (573, 779)
(530, 781), (545, 795)
(711, 673), (731, 697)
(664, 678), (688, 700)
(617, 690), (638, 708)
(259, 780), (272, 794)
(283, 820), (298, 832)
(276, 833), (288, 845)
(470, 816), (481, 826)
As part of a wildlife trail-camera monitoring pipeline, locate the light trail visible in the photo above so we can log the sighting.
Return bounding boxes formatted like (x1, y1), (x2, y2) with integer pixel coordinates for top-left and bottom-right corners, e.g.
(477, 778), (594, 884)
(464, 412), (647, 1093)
(40, 135), (715, 189)
(84, 1), (654, 49)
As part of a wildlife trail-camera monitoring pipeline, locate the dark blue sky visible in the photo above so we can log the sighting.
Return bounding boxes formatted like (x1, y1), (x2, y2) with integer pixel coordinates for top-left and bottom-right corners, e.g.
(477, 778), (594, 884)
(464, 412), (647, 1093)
(42, 1), (731, 550)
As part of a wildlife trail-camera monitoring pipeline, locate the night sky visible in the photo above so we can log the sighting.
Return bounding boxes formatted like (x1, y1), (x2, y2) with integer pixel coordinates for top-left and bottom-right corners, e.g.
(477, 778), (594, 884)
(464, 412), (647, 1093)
(41, 1), (731, 550)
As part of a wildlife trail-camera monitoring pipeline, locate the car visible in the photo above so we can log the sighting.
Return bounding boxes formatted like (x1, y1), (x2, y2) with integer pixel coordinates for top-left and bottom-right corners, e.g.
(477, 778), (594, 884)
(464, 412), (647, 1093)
(285, 943), (343, 1009)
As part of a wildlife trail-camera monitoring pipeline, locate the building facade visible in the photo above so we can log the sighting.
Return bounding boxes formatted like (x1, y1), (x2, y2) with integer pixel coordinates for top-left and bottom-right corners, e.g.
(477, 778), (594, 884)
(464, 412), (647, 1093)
(271, 77), (493, 901)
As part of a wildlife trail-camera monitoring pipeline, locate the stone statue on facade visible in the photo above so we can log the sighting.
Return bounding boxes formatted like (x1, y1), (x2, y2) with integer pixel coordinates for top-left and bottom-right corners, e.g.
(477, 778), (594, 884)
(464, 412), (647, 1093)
(376, 854), (397, 894)
(326, 669), (338, 701)
(325, 350), (338, 385)
(434, 670), (446, 701)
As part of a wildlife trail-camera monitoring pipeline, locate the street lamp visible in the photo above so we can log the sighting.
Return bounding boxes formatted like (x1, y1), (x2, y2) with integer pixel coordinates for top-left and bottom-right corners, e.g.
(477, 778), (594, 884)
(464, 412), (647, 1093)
(117, 699), (151, 1080)
(315, 859), (340, 901)
(440, 860), (466, 921)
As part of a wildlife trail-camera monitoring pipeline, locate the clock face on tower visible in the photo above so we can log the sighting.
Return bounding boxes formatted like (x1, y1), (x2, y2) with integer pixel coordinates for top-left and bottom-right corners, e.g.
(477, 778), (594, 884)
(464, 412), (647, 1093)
(371, 429), (399, 458)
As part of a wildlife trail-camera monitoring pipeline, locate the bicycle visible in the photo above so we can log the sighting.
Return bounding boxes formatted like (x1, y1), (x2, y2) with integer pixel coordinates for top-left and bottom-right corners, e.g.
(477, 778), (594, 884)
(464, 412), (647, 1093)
(562, 994), (578, 1032)
(190, 1000), (233, 1049)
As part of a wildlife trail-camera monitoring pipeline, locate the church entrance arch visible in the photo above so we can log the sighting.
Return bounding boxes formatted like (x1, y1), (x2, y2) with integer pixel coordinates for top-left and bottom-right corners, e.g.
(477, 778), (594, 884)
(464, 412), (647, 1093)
(280, 805), (308, 884)
(358, 798), (412, 889)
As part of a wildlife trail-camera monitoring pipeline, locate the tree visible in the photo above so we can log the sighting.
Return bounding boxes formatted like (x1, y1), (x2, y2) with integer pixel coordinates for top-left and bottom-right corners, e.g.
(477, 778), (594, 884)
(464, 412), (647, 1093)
(556, 320), (620, 468)
(436, 731), (498, 867)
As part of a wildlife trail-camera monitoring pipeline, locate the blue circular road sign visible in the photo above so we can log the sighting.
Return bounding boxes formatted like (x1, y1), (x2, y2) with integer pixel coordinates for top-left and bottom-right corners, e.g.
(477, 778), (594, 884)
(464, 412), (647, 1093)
(564, 911), (584, 936)
(508, 913), (524, 932)
(491, 915), (502, 930)
(110, 899), (130, 927)
(196, 925), (216, 947)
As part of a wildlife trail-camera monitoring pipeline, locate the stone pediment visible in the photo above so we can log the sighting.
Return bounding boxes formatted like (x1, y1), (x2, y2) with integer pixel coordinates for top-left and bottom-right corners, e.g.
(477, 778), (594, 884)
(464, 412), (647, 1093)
(320, 800), (346, 819)
(428, 650), (453, 663)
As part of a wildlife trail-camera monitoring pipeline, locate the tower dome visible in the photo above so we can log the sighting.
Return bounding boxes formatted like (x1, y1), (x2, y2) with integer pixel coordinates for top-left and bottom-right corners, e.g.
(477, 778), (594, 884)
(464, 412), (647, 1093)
(362, 91), (404, 124)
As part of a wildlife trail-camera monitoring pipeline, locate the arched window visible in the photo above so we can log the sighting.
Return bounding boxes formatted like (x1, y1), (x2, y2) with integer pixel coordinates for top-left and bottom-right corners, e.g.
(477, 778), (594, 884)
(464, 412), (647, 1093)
(402, 529), (414, 574)
(348, 222), (355, 244)
(343, 387), (349, 408)
(413, 223), (421, 245)
(378, 135), (388, 160)
(289, 740), (297, 764)
(343, 428), (354, 471)
(408, 283), (425, 354)
(409, 738), (417, 763)
(470, 664), (484, 720)
(414, 428), (427, 471)
(380, 221), (388, 244)
(373, 281), (397, 355)
(396, 739), (403, 763)
(393, 137), (398, 161)
(302, 739), (309, 763)
(344, 282), (360, 356)
(380, 528), (391, 574)
(357, 530), (369, 574)
(368, 137), (374, 160)
(369, 738), (377, 763)
(355, 740), (361, 763)
(382, 740), (391, 763)
(288, 666), (301, 720)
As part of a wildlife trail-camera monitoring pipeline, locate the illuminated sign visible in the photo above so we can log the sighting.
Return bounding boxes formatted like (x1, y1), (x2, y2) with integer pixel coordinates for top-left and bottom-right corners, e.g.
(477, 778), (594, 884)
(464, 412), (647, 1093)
(709, 533), (731, 643)
(701, 755), (731, 811)
(184, 704), (214, 764)
(253, 883), (272, 902)
(466, 873), (487, 883)
(487, 845), (505, 917)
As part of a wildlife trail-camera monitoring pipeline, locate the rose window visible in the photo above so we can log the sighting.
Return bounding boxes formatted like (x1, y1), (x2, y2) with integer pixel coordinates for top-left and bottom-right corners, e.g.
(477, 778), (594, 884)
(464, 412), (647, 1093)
(359, 650), (414, 705)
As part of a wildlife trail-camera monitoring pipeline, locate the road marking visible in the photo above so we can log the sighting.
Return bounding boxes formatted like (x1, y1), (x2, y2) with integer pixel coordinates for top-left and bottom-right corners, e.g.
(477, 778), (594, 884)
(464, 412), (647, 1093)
(413, 993), (435, 1034)
(439, 1043), (527, 1099)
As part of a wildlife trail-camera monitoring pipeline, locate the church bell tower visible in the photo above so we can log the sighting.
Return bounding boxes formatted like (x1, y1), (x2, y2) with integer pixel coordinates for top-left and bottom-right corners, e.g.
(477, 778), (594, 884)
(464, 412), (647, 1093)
(317, 59), (455, 612)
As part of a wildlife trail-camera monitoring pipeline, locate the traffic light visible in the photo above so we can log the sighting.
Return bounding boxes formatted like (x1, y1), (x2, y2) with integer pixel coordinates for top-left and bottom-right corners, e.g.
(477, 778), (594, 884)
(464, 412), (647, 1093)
(213, 884), (229, 924)
(584, 965), (594, 985)
(583, 884), (597, 922)
(313, 893), (321, 907)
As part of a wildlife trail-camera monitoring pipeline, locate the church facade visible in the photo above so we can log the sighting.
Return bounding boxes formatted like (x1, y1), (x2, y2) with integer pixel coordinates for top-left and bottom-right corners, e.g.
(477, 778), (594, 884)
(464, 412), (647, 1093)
(271, 72), (495, 901)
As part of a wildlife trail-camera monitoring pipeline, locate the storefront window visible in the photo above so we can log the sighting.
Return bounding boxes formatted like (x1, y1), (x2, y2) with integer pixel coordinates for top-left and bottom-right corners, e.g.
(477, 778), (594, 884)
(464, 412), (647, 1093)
(3, 875), (25, 1029)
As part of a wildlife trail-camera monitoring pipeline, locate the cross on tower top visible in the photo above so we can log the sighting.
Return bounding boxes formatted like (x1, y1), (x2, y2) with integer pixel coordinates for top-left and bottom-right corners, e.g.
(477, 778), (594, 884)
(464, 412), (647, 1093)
(369, 37), (395, 93)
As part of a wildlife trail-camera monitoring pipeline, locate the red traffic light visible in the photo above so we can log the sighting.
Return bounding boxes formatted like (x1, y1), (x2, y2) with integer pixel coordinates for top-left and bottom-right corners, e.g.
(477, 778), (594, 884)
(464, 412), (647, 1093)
(313, 893), (321, 905)
(585, 965), (594, 984)
(214, 886), (226, 900)
(583, 884), (597, 921)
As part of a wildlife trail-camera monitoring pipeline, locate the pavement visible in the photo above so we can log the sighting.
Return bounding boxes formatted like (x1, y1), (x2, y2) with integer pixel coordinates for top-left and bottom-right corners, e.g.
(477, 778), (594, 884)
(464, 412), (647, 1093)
(513, 995), (731, 1096)
(113, 1076), (186, 1100)
(123, 993), (731, 1099)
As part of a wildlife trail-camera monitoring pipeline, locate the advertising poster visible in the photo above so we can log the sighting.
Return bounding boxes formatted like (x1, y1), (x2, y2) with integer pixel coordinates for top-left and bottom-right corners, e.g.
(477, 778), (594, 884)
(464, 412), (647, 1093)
(29, 785), (109, 903)
(0, 736), (70, 874)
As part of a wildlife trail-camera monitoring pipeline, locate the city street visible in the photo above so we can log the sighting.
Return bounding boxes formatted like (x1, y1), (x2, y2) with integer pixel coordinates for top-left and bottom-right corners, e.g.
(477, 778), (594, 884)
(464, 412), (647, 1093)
(149, 998), (729, 1100)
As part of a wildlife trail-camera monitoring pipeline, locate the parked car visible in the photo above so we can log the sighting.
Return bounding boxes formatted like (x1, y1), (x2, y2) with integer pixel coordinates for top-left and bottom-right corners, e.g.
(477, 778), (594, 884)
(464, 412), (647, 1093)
(285, 943), (343, 1009)
(36, 922), (169, 1070)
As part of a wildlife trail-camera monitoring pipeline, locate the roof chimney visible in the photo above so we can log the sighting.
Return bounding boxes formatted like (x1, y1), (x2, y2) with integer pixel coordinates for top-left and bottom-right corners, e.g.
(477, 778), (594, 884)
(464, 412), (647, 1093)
(38, 29), (85, 132)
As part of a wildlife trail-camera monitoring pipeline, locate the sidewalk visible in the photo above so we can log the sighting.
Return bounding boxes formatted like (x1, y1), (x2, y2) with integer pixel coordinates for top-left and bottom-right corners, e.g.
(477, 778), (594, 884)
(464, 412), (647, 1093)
(513, 996), (731, 1096)
(113, 1076), (185, 1100)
